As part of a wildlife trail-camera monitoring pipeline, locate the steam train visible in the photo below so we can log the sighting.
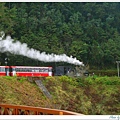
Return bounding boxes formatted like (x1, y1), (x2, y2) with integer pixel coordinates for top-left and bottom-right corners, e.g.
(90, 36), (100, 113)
(0, 65), (74, 77)
(0, 65), (89, 77)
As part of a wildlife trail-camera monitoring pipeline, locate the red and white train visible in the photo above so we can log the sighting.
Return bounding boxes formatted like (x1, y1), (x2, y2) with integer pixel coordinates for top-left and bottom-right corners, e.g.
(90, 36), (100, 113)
(0, 66), (53, 77)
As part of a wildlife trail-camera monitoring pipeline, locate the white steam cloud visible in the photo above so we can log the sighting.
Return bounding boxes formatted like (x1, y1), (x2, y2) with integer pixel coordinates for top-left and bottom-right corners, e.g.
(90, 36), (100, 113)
(0, 32), (83, 66)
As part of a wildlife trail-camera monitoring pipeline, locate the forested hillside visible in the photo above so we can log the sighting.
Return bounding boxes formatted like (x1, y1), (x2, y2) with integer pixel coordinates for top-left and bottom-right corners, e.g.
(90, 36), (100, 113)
(0, 2), (120, 69)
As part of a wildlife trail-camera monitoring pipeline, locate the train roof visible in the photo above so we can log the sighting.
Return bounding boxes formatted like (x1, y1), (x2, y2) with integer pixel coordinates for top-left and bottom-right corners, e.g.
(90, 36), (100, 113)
(10, 66), (52, 68)
(0, 66), (9, 68)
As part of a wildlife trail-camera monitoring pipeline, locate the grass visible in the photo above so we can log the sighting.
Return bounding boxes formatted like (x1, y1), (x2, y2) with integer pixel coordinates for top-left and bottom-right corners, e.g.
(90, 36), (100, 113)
(0, 75), (120, 115)
(0, 76), (48, 107)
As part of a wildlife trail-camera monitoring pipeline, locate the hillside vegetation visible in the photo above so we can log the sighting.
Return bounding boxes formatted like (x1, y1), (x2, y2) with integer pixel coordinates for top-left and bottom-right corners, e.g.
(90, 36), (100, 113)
(0, 76), (120, 115)
(1, 3), (120, 69)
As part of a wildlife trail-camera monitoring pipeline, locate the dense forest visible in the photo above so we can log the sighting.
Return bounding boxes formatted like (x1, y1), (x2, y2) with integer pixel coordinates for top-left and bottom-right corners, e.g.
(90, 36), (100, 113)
(0, 2), (120, 70)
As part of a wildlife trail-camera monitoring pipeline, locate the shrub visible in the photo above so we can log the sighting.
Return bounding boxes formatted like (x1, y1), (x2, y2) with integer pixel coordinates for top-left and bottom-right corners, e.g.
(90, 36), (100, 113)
(18, 77), (27, 83)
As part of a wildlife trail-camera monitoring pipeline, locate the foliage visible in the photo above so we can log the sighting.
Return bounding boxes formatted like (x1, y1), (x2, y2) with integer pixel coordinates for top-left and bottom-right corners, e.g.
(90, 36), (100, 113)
(18, 77), (27, 83)
(85, 76), (120, 85)
(0, 3), (120, 69)
(89, 69), (118, 76)
(0, 3), (16, 36)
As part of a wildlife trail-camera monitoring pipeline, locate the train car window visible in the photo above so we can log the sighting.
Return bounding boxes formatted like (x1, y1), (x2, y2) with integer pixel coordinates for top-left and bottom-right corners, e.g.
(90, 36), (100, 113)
(41, 68), (44, 72)
(40, 68), (44, 72)
(19, 68), (21, 72)
(24, 68), (27, 72)
(21, 68), (24, 72)
(38, 68), (41, 72)
(22, 68), (24, 72)
(19, 68), (22, 72)
(1, 68), (5, 72)
(16, 68), (18, 72)
(12, 68), (16, 71)
(42, 68), (45, 72)
(0, 68), (2, 72)
(19, 68), (24, 72)
(32, 68), (35, 72)
(39, 69), (41, 72)
(34, 70), (38, 72)
(28, 68), (32, 72)
(28, 68), (30, 72)
(16, 68), (20, 72)
(26, 68), (29, 72)
(27, 68), (30, 72)
(44, 68), (48, 72)
(22, 68), (26, 72)
(35, 68), (39, 72)
(39, 68), (41, 72)
(48, 68), (52, 72)
(18, 68), (20, 72)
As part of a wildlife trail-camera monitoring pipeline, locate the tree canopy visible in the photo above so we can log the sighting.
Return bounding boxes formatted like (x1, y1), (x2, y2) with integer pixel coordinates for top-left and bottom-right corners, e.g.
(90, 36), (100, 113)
(0, 2), (120, 69)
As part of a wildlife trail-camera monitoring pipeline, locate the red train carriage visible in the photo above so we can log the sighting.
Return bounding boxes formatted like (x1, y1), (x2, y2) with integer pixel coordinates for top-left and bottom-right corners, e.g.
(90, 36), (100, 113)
(10, 66), (53, 77)
(0, 66), (10, 76)
(0, 66), (53, 77)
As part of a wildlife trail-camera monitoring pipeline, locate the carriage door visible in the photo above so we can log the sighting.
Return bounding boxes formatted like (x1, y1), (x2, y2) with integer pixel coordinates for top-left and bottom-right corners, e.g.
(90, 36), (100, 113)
(48, 68), (52, 76)
(5, 67), (9, 76)
(12, 68), (16, 76)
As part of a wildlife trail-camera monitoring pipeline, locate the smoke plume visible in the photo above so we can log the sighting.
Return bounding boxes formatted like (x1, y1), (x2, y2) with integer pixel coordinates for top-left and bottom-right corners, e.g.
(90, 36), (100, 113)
(0, 32), (83, 66)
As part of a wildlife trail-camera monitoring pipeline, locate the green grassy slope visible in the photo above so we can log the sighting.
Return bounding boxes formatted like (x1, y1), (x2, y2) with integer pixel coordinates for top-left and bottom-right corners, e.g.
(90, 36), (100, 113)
(0, 76), (120, 115)
(0, 76), (49, 107)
